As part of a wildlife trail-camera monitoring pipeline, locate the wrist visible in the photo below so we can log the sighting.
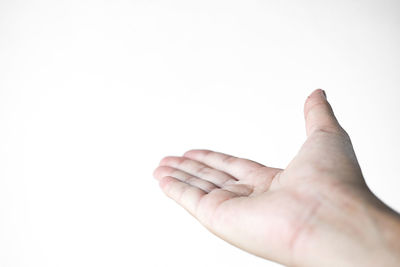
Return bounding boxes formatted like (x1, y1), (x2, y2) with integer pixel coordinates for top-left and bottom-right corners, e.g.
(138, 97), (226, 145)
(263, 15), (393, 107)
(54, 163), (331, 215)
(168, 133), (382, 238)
(294, 187), (400, 267)
(365, 200), (400, 266)
(325, 193), (400, 267)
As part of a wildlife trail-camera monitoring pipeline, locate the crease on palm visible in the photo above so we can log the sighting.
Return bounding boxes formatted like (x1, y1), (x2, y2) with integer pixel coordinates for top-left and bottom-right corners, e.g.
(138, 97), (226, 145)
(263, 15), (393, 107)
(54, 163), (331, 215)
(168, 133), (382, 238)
(154, 150), (283, 223)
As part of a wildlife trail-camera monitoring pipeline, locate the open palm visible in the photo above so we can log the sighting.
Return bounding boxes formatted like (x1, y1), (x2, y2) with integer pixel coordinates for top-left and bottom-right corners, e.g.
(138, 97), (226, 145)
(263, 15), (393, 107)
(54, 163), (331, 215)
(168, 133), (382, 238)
(153, 90), (379, 267)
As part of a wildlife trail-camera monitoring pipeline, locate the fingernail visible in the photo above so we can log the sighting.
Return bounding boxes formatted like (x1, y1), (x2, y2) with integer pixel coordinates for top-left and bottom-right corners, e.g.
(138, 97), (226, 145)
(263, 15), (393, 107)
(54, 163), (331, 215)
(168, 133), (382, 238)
(321, 89), (327, 99)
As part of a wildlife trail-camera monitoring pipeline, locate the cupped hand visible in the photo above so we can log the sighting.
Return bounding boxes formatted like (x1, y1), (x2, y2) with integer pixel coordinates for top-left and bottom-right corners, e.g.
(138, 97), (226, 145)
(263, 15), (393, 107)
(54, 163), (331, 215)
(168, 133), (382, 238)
(153, 89), (400, 267)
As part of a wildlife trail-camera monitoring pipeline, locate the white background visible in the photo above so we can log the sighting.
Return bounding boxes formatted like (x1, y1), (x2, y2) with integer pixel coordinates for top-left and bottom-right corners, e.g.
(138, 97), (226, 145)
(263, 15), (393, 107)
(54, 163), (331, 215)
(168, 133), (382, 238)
(1, 0), (399, 266)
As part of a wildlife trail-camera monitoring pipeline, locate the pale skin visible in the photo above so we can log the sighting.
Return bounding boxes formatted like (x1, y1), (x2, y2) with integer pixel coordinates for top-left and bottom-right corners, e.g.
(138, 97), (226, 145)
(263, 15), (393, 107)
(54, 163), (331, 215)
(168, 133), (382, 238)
(153, 89), (400, 267)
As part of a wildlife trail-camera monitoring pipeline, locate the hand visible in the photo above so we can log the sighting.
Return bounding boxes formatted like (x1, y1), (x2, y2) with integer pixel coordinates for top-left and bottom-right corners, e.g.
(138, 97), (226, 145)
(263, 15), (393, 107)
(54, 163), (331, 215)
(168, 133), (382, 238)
(153, 89), (400, 267)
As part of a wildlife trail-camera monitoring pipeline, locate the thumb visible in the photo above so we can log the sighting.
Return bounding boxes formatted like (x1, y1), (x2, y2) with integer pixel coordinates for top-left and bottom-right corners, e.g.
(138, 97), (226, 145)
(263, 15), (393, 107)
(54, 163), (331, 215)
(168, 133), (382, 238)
(304, 89), (345, 137)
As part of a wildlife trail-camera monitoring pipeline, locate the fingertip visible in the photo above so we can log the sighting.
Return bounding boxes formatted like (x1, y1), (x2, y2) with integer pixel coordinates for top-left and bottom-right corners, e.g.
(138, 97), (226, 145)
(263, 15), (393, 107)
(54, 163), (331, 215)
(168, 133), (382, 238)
(153, 165), (173, 180)
(304, 89), (343, 136)
(307, 89), (326, 100)
(183, 149), (211, 158)
(304, 89), (330, 116)
(158, 175), (171, 188)
(159, 155), (174, 166)
(152, 167), (160, 180)
(182, 149), (195, 157)
(157, 177), (170, 197)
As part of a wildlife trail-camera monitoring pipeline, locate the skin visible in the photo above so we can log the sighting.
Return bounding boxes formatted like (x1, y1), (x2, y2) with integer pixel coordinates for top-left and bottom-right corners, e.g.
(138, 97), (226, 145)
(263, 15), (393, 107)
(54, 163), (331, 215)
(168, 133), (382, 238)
(153, 89), (400, 267)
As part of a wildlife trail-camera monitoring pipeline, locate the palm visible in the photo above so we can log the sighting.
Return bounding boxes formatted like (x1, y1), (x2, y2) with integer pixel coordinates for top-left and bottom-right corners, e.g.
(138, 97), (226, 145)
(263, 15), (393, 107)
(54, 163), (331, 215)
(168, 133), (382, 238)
(153, 90), (367, 266)
(153, 149), (289, 260)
